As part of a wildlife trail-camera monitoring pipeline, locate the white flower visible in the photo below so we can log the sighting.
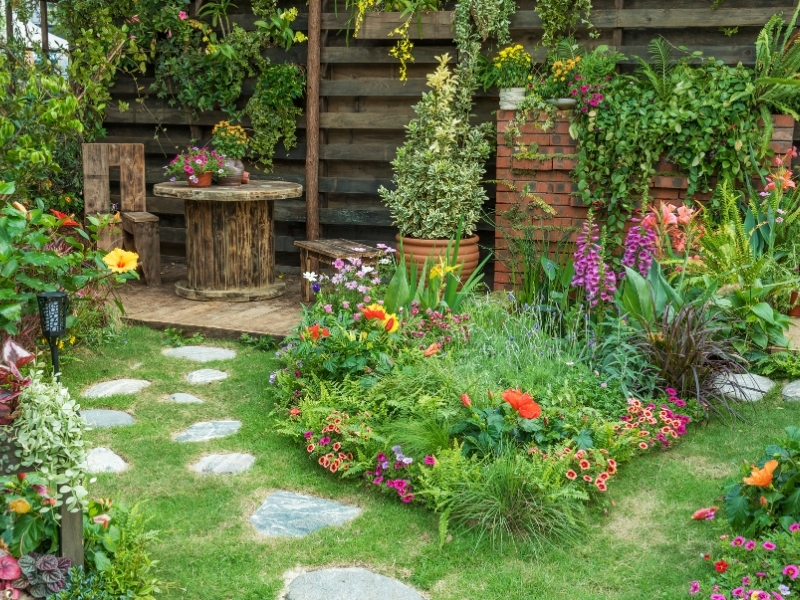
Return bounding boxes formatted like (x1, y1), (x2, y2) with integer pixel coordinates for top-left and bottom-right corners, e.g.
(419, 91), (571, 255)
(218, 169), (224, 173)
(302, 272), (318, 282)
(379, 258), (391, 264)
(360, 266), (374, 274)
(566, 361), (574, 367)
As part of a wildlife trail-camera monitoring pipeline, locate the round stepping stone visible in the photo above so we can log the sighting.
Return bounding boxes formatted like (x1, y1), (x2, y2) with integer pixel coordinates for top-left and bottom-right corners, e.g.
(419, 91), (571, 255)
(285, 568), (424, 600)
(162, 346), (236, 362)
(186, 369), (228, 384)
(192, 453), (255, 474)
(85, 447), (128, 474)
(174, 420), (241, 442)
(169, 393), (204, 404)
(250, 491), (361, 537)
(82, 409), (135, 428)
(783, 380), (800, 401)
(714, 373), (775, 402)
(83, 379), (150, 398)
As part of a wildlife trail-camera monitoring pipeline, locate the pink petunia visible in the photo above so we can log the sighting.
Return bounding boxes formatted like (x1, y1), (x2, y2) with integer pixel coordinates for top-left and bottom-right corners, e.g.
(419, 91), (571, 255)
(783, 564), (799, 580)
(689, 581), (700, 595)
(178, 10), (188, 19)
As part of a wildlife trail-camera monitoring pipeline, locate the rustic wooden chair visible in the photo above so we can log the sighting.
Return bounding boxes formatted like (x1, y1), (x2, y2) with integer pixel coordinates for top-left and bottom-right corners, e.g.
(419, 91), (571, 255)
(294, 238), (382, 302)
(82, 143), (161, 286)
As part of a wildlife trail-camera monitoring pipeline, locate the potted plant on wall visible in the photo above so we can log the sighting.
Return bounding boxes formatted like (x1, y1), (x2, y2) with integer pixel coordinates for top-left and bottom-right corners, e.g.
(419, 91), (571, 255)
(212, 121), (248, 186)
(477, 44), (533, 110)
(164, 147), (232, 188)
(379, 52), (492, 281)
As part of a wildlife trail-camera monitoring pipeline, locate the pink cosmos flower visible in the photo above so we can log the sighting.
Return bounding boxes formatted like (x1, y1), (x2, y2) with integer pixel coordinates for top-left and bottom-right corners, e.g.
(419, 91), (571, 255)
(783, 564), (799, 579)
(178, 11), (188, 19)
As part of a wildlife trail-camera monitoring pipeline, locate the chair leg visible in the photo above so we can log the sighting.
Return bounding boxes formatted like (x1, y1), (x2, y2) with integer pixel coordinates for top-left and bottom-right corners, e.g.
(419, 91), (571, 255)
(300, 249), (311, 302)
(133, 221), (161, 286)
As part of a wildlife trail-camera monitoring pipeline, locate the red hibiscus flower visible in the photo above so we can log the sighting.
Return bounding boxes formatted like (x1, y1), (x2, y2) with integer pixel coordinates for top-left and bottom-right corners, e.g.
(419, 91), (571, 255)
(501, 389), (542, 419)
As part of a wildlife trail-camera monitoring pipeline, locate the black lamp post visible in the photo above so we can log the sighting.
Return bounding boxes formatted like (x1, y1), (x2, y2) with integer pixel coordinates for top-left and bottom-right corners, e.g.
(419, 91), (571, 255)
(36, 291), (68, 380)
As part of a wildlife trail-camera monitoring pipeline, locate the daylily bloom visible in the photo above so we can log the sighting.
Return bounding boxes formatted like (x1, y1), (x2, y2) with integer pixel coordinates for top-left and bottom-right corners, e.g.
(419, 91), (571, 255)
(676, 205), (694, 225)
(659, 203), (678, 226)
(103, 248), (139, 274)
(289, 407), (301, 417)
(743, 459), (778, 487)
(501, 389), (541, 419)
(50, 209), (79, 227)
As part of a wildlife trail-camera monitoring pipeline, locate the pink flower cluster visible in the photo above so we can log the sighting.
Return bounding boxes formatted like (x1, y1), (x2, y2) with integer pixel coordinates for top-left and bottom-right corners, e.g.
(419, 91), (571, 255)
(406, 306), (470, 349)
(617, 394), (691, 449)
(570, 80), (606, 112)
(571, 216), (616, 306)
(621, 217), (657, 277)
(368, 446), (415, 503)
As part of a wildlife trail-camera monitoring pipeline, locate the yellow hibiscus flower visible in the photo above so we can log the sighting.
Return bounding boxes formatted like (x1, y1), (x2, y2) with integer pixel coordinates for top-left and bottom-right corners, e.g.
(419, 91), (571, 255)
(103, 248), (139, 274)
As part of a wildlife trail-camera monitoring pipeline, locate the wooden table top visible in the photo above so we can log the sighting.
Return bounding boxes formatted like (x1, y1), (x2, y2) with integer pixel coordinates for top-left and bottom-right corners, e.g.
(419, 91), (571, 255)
(153, 180), (302, 202)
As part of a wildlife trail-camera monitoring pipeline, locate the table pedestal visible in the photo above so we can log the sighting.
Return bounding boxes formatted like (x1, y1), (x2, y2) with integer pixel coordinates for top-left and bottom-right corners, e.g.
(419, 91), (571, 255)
(176, 198), (285, 302)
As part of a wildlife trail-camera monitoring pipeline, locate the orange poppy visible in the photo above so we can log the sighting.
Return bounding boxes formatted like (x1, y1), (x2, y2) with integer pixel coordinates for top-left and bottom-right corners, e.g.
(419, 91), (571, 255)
(501, 389), (542, 419)
(743, 459), (779, 487)
(307, 324), (329, 340)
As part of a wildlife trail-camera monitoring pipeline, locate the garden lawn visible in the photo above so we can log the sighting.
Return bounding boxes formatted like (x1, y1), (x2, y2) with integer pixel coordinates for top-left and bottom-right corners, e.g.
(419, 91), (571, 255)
(63, 326), (797, 600)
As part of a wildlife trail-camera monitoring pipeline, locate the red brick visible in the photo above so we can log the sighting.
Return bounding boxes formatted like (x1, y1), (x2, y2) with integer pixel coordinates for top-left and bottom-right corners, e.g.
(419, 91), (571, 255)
(655, 162), (674, 172)
(772, 114), (795, 128)
(570, 195), (587, 207)
(497, 110), (516, 121)
(650, 188), (683, 199)
(772, 128), (795, 142)
(553, 157), (578, 170)
(496, 156), (511, 169)
(518, 133), (551, 146)
(554, 120), (571, 134)
(770, 141), (792, 154)
(496, 190), (516, 203)
(513, 158), (553, 171)
(497, 144), (511, 157)
(652, 175), (688, 189)
(549, 134), (577, 147)
(557, 206), (589, 219)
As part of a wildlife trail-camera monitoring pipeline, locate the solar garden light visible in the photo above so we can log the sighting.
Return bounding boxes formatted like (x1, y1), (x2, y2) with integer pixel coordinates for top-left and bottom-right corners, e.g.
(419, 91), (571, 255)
(37, 291), (68, 381)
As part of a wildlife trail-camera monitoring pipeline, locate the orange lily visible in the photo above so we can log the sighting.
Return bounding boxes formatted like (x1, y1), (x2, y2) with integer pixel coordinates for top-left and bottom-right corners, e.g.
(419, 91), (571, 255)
(743, 459), (778, 487)
(50, 209), (79, 227)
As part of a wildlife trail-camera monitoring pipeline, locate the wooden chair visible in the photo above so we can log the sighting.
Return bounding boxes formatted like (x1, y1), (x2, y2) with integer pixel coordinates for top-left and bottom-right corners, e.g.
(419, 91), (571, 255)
(294, 238), (382, 302)
(82, 143), (161, 286)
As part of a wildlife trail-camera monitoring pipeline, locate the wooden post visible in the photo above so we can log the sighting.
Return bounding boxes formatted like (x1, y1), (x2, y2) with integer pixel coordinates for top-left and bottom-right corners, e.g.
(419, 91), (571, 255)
(613, 0), (624, 49)
(5, 1), (12, 44)
(39, 0), (48, 57)
(305, 0), (321, 242)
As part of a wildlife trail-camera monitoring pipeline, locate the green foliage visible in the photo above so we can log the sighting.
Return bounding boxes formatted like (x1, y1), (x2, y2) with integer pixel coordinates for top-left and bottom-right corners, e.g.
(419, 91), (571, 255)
(52, 567), (110, 600)
(83, 501), (164, 599)
(477, 44), (532, 90)
(161, 328), (205, 348)
(534, 0), (597, 47)
(460, 0), (517, 46)
(724, 427), (800, 536)
(0, 474), (59, 558)
(244, 63), (305, 171)
(0, 205), (133, 344)
(753, 351), (800, 379)
(379, 53), (492, 240)
(2, 372), (90, 512)
(239, 333), (278, 352)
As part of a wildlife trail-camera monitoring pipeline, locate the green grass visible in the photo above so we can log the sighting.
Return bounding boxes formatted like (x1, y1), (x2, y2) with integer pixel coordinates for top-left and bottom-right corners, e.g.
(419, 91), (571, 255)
(62, 326), (798, 600)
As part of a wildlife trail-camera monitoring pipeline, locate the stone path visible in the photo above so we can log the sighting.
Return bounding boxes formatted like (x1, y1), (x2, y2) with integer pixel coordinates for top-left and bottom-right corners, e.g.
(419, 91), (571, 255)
(83, 379), (150, 398)
(186, 369), (228, 384)
(85, 447), (128, 474)
(169, 393), (204, 404)
(192, 453), (255, 474)
(82, 409), (135, 428)
(251, 491), (361, 537)
(162, 346), (236, 362)
(714, 373), (775, 402)
(284, 568), (424, 600)
(175, 420), (241, 442)
(783, 380), (800, 401)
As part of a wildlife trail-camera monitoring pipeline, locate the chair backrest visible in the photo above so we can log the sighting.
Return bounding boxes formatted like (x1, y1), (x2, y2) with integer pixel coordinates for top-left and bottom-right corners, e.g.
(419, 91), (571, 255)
(82, 143), (146, 215)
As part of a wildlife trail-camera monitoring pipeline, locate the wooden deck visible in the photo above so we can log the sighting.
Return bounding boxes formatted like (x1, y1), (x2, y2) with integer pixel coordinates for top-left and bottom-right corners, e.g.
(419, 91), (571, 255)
(119, 261), (303, 339)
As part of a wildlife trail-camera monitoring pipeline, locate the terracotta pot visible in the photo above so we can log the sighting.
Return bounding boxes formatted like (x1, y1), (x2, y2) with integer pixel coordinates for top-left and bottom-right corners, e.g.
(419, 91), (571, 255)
(217, 158), (244, 187)
(789, 291), (800, 317)
(187, 172), (213, 188)
(397, 234), (481, 283)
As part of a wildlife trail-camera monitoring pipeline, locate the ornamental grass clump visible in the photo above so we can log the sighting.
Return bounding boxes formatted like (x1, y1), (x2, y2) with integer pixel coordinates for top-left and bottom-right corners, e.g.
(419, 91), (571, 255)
(379, 53), (492, 240)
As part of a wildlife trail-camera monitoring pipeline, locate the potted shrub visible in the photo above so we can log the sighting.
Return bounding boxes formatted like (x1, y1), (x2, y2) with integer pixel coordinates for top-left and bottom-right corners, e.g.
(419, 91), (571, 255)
(164, 147), (232, 188)
(477, 44), (533, 110)
(379, 52), (492, 281)
(212, 121), (248, 186)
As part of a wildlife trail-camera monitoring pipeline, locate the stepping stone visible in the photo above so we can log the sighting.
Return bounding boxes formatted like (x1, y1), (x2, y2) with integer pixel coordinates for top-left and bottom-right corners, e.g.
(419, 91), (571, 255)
(82, 409), (135, 428)
(169, 393), (204, 404)
(162, 346), (236, 362)
(174, 420), (241, 442)
(783, 380), (800, 401)
(251, 491), (361, 537)
(285, 567), (424, 600)
(85, 447), (128, 474)
(714, 373), (775, 402)
(192, 453), (255, 474)
(83, 379), (150, 398)
(186, 369), (228, 384)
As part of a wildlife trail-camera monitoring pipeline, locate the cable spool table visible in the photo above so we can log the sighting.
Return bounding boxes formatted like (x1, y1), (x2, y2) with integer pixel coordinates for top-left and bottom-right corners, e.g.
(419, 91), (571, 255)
(153, 181), (302, 301)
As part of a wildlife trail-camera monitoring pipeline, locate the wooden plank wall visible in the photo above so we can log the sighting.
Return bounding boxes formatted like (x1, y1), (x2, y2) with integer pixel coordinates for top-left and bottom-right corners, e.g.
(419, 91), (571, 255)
(102, 0), (798, 284)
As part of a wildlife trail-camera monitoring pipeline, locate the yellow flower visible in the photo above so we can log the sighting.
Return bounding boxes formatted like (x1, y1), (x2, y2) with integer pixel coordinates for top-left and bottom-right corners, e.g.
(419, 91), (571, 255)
(69, 336), (76, 345)
(8, 499), (30, 514)
(103, 248), (139, 274)
(382, 313), (400, 334)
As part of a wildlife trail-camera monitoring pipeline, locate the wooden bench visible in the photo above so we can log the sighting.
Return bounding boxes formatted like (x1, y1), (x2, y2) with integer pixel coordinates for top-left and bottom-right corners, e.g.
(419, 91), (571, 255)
(294, 239), (382, 302)
(82, 143), (161, 286)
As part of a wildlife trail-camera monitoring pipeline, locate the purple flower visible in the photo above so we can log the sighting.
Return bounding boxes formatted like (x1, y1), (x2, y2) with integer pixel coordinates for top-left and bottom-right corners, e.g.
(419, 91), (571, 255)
(731, 588), (744, 597)
(620, 220), (657, 277)
(572, 215), (616, 306)
(333, 258), (345, 270)
(303, 431), (313, 439)
(319, 436), (331, 445)
(731, 536), (745, 547)
(311, 282), (321, 293)
(709, 595), (726, 600)
(689, 581), (700, 595)
(269, 372), (277, 385)
(342, 301), (350, 309)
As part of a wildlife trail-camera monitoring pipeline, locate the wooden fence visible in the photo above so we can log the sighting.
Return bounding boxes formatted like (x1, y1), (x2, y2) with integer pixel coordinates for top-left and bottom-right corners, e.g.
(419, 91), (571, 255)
(102, 0), (800, 285)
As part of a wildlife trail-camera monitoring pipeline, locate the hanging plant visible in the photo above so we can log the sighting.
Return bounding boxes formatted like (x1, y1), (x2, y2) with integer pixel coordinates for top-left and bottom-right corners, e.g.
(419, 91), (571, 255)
(534, 0), (597, 47)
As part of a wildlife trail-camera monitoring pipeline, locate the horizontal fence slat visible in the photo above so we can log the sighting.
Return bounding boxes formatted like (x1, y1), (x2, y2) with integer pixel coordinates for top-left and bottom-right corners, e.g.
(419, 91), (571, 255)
(322, 46), (455, 63)
(321, 79), (494, 97)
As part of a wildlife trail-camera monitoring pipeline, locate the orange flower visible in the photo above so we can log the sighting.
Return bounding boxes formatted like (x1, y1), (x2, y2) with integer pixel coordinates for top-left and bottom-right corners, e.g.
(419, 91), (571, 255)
(360, 303), (387, 321)
(423, 343), (440, 357)
(50, 209), (79, 227)
(460, 393), (472, 407)
(289, 407), (301, 417)
(743, 460), (778, 487)
(501, 389), (542, 420)
(307, 324), (330, 340)
(691, 507), (717, 520)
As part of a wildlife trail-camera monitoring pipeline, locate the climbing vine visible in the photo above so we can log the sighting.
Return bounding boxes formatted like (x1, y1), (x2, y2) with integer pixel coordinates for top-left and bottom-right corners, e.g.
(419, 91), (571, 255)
(534, 0), (597, 47)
